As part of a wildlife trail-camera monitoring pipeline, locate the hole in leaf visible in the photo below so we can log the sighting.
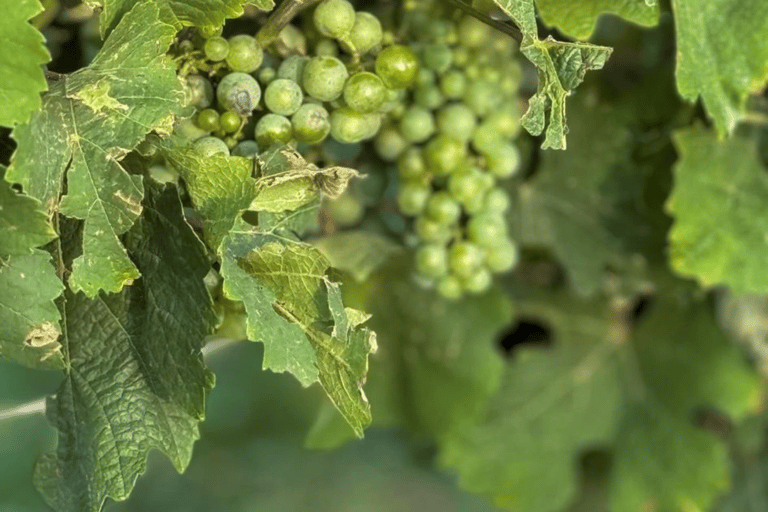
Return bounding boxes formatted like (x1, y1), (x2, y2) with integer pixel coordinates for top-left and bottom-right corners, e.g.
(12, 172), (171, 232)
(497, 317), (552, 356)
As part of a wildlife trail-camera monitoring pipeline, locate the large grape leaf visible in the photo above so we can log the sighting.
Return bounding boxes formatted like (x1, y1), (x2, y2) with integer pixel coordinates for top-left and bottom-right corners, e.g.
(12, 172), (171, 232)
(307, 258), (510, 448)
(609, 294), (761, 512)
(86, 0), (251, 38)
(671, 0), (768, 136)
(0, 0), (50, 128)
(513, 95), (642, 295)
(534, 0), (659, 40)
(0, 178), (56, 256)
(7, 1), (185, 297)
(440, 292), (623, 512)
(34, 185), (215, 512)
(493, 0), (612, 149)
(441, 285), (761, 512)
(666, 127), (768, 293)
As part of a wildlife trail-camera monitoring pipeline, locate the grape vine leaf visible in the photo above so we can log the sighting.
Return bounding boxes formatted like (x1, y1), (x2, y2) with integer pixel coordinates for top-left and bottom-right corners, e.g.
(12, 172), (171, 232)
(0, 252), (65, 370)
(671, 0), (768, 136)
(86, 0), (252, 38)
(666, 126), (768, 293)
(492, 0), (612, 149)
(513, 95), (642, 295)
(244, 0), (275, 11)
(609, 294), (762, 512)
(313, 231), (401, 282)
(34, 184), (215, 512)
(220, 219), (376, 437)
(712, 416), (768, 512)
(7, 1), (185, 297)
(0, 178), (56, 256)
(306, 258), (510, 448)
(535, 0), (659, 40)
(440, 292), (623, 512)
(0, 0), (50, 128)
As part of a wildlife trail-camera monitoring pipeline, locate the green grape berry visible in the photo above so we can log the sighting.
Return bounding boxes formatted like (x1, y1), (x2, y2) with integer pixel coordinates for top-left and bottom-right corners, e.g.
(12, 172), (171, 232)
(184, 75), (213, 109)
(315, 38), (339, 57)
(449, 241), (484, 278)
(302, 56), (349, 101)
(231, 140), (260, 158)
(397, 181), (431, 215)
(485, 239), (519, 273)
(346, 12), (383, 54)
(467, 214), (507, 245)
(436, 103), (477, 142)
(463, 80), (500, 118)
(219, 111), (242, 134)
(330, 107), (381, 143)
(397, 147), (427, 180)
(255, 113), (293, 147)
(449, 167), (486, 206)
(204, 36), (229, 62)
(437, 274), (463, 300)
(414, 83), (445, 110)
(257, 66), (277, 85)
(463, 267), (492, 293)
(415, 244), (449, 278)
(193, 136), (230, 157)
(375, 45), (419, 89)
(425, 191), (461, 225)
(313, 0), (356, 39)
(196, 108), (220, 132)
(277, 55), (310, 83)
(439, 69), (467, 99)
(264, 78), (304, 116)
(291, 103), (331, 144)
(422, 43), (453, 74)
(486, 143), (521, 178)
(482, 188), (511, 213)
(415, 215), (453, 243)
(424, 134), (466, 175)
(327, 191), (364, 227)
(374, 124), (408, 161)
(226, 35), (263, 73)
(217, 72), (262, 114)
(399, 106), (436, 143)
(343, 72), (387, 113)
(458, 16), (491, 48)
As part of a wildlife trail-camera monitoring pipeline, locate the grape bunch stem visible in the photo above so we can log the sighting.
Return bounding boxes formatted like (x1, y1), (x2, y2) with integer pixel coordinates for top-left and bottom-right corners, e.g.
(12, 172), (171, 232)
(257, 0), (323, 47)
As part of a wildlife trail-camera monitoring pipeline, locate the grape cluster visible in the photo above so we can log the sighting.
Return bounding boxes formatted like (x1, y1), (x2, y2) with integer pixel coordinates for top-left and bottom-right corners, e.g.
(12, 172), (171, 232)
(173, 0), (421, 159)
(370, 10), (523, 299)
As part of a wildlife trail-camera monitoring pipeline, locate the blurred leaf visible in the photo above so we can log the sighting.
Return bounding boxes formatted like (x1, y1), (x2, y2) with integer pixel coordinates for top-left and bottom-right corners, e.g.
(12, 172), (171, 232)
(35, 185), (215, 512)
(7, 1), (184, 296)
(0, 0), (49, 128)
(313, 231), (401, 282)
(666, 127), (768, 293)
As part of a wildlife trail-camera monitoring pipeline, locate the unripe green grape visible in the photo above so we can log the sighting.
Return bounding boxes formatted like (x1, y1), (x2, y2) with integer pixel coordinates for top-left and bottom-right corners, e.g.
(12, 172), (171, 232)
(458, 16), (491, 48)
(487, 104), (521, 138)
(277, 55), (310, 83)
(485, 239), (519, 272)
(426, 191), (461, 225)
(302, 56), (349, 101)
(226, 35), (263, 73)
(343, 72), (387, 113)
(346, 12), (383, 54)
(480, 66), (501, 83)
(204, 36), (229, 62)
(375, 45), (419, 89)
(217, 72), (262, 114)
(439, 70), (467, 99)
(220, 111), (242, 134)
(453, 46), (470, 68)
(377, 88), (406, 115)
(397, 147), (427, 180)
(173, 118), (208, 143)
(196, 108), (220, 132)
(450, 241), (485, 278)
(374, 125), (408, 161)
(415, 215), (453, 243)
(399, 106), (435, 143)
(467, 214), (507, 245)
(327, 191), (364, 227)
(483, 188), (511, 213)
(437, 274), (463, 300)
(184, 75), (213, 109)
(232, 140), (260, 158)
(471, 121), (504, 155)
(422, 43), (453, 74)
(486, 143), (521, 178)
(416, 68), (436, 85)
(264, 78), (304, 116)
(314, 0), (356, 39)
(330, 107), (381, 143)
(397, 181), (431, 215)
(291, 103), (331, 144)
(463, 267), (492, 293)
(424, 18), (455, 44)
(223, 136), (238, 149)
(463, 80), (501, 117)
(357, 167), (387, 204)
(315, 38), (339, 57)
(415, 244), (449, 278)
(276, 24), (306, 55)
(414, 83), (444, 110)
(257, 66), (277, 85)
(436, 103), (477, 142)
(255, 114), (293, 147)
(424, 135), (467, 175)
(449, 168), (486, 205)
(193, 136), (230, 157)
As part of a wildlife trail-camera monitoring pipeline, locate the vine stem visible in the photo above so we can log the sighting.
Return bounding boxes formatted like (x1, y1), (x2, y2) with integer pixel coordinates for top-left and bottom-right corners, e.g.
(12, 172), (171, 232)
(256, 0), (322, 48)
(443, 0), (523, 43)
(0, 337), (245, 422)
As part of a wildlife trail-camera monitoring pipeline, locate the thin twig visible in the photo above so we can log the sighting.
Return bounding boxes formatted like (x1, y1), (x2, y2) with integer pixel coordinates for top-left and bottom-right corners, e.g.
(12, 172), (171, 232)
(256, 0), (322, 48)
(443, 0), (523, 43)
